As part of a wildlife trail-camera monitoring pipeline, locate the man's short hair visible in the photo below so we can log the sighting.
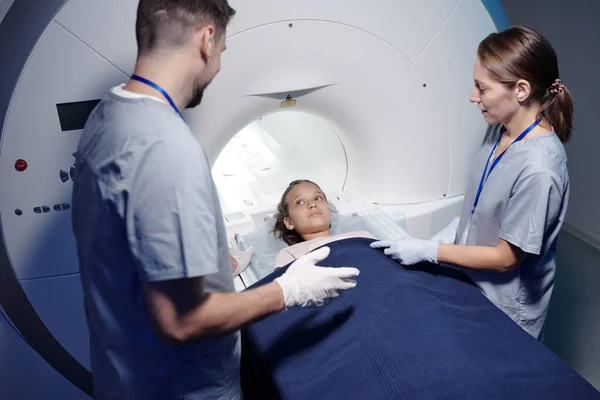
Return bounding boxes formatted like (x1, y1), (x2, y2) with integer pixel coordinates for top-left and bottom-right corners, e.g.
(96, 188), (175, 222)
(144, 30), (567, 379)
(136, 0), (236, 55)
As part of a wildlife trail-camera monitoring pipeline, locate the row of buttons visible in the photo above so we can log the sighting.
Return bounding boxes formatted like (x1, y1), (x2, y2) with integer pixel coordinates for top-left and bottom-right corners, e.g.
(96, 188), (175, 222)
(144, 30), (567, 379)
(14, 203), (71, 216)
(13, 160), (74, 216)
(15, 159), (76, 183)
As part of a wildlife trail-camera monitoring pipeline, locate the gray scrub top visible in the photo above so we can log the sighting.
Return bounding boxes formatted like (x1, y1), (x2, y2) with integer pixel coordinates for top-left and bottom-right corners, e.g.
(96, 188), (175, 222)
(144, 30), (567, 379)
(455, 124), (570, 339)
(71, 86), (241, 399)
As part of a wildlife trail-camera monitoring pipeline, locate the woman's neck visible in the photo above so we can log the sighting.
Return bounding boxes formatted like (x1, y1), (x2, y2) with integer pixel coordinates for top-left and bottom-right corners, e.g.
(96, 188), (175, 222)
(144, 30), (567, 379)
(503, 104), (545, 139)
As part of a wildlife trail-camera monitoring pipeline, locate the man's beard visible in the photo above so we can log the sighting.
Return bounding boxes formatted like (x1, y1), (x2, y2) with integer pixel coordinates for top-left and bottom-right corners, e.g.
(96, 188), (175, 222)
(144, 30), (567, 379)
(185, 82), (207, 109)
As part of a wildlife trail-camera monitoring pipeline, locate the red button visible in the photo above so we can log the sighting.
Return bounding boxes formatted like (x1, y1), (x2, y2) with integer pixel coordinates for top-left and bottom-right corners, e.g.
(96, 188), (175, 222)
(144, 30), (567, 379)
(15, 159), (28, 171)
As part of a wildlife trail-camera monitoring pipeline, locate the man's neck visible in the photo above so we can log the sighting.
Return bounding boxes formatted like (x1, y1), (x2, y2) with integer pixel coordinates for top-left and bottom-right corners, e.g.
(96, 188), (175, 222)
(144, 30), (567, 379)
(123, 54), (191, 111)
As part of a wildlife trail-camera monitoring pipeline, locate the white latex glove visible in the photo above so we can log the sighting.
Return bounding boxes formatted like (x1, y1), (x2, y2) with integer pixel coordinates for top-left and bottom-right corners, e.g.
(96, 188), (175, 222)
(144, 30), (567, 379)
(370, 238), (439, 265)
(430, 216), (460, 244)
(274, 247), (360, 308)
(230, 246), (255, 277)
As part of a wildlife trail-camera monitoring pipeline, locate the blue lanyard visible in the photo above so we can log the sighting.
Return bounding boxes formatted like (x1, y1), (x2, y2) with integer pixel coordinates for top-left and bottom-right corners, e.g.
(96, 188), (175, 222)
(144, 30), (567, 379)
(130, 75), (184, 120)
(471, 117), (542, 215)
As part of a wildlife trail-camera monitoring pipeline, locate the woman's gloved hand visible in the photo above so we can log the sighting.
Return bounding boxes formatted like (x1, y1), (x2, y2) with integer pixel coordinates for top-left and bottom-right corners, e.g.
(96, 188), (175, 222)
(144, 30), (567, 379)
(274, 247), (360, 308)
(430, 216), (460, 244)
(370, 238), (439, 265)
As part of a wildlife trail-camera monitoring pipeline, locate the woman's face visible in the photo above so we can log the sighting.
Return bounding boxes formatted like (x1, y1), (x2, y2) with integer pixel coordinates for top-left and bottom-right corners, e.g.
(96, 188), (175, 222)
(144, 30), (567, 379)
(469, 57), (520, 125)
(283, 182), (331, 237)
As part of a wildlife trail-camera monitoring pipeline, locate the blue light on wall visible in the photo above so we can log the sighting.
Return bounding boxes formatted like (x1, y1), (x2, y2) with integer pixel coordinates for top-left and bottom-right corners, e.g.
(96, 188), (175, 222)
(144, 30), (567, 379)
(481, 0), (511, 31)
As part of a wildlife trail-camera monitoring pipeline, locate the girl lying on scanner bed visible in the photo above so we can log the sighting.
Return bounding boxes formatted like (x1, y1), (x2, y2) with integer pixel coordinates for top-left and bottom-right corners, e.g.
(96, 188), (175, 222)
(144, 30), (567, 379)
(272, 179), (376, 270)
(269, 179), (477, 285)
(226, 179), (368, 277)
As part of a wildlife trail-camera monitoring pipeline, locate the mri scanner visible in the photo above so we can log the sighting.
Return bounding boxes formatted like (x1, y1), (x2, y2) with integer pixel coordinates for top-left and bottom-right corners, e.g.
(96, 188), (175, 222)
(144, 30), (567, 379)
(0, 0), (510, 398)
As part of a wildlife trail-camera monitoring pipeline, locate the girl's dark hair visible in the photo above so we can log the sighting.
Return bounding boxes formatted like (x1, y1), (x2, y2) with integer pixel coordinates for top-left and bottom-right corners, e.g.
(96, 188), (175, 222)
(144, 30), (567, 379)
(478, 25), (574, 142)
(273, 179), (324, 246)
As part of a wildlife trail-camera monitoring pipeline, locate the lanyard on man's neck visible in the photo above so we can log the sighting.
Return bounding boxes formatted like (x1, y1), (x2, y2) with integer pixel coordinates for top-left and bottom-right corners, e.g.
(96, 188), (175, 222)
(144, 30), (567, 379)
(131, 75), (184, 120)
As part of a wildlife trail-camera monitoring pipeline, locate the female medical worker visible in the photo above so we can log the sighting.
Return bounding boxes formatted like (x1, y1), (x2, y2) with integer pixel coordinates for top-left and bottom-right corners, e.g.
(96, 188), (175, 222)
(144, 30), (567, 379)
(371, 25), (574, 340)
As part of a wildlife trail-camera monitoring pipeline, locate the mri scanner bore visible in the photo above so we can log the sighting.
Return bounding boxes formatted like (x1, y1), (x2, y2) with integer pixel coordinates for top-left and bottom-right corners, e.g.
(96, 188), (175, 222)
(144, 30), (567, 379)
(0, 0), (598, 399)
(212, 111), (348, 216)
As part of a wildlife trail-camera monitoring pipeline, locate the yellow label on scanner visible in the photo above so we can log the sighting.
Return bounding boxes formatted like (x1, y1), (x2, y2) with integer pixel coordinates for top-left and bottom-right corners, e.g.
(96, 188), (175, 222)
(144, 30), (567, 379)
(280, 95), (297, 108)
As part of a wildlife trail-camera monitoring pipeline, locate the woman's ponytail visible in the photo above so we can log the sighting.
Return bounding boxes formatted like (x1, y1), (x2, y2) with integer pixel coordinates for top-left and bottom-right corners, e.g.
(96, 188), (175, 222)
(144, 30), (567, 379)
(541, 80), (574, 142)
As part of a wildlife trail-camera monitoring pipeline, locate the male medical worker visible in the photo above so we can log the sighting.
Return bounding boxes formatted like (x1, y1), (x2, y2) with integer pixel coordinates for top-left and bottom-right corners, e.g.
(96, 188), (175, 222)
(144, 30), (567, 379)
(70, 1), (360, 399)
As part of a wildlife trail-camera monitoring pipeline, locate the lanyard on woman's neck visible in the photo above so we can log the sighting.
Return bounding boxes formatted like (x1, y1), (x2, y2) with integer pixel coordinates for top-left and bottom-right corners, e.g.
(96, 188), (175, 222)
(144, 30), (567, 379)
(471, 117), (542, 215)
(130, 75), (184, 120)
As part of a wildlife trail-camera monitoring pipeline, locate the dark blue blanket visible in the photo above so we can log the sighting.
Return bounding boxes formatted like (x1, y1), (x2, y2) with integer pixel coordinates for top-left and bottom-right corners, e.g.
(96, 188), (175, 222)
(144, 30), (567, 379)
(241, 238), (599, 400)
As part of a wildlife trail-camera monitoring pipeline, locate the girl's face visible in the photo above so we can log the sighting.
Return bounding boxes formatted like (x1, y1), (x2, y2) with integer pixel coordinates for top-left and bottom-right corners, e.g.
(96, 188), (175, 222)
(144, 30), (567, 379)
(283, 182), (331, 237)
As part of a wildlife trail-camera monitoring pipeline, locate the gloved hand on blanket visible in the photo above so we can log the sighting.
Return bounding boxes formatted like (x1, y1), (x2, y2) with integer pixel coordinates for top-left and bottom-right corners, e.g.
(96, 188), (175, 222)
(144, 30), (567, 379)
(275, 247), (360, 308)
(370, 238), (439, 265)
(430, 216), (460, 244)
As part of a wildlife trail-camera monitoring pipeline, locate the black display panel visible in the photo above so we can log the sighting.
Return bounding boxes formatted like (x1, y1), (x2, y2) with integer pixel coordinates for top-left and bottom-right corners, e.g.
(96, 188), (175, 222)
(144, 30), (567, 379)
(56, 99), (101, 132)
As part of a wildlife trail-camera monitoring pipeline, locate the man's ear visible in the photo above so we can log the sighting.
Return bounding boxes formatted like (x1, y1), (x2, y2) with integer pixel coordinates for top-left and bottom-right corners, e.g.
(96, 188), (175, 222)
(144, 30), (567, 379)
(283, 217), (294, 231)
(515, 79), (532, 103)
(198, 25), (216, 61)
